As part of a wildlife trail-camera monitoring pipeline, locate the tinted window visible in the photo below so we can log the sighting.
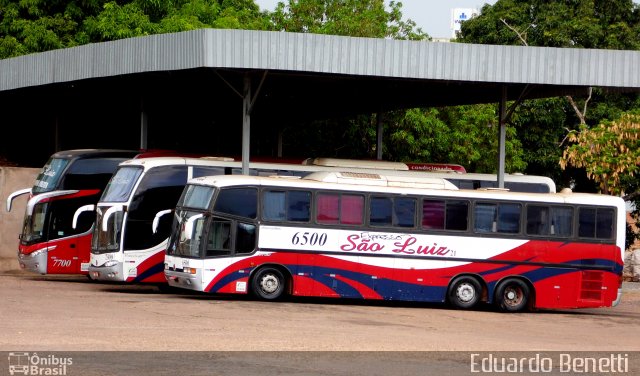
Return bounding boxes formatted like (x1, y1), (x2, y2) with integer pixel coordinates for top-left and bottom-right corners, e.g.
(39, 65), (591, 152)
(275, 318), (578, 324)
(526, 205), (573, 237)
(192, 166), (226, 179)
(316, 193), (364, 225)
(123, 166), (188, 251)
(181, 185), (215, 210)
(263, 190), (311, 222)
(422, 199), (468, 231)
(370, 196), (415, 228)
(579, 207), (614, 239)
(215, 188), (257, 219)
(474, 202), (521, 234)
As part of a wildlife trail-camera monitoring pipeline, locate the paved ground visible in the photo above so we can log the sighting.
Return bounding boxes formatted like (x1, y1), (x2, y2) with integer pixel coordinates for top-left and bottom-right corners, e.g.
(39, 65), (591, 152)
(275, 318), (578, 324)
(1, 268), (639, 375)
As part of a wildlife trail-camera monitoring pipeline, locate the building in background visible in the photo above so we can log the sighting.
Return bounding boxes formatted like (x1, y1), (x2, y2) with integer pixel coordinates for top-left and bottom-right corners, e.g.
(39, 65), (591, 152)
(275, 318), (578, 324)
(451, 8), (478, 38)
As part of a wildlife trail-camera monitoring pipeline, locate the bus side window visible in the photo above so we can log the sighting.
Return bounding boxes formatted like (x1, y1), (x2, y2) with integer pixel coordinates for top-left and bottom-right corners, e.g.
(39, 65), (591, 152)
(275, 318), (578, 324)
(474, 203), (496, 233)
(496, 203), (521, 234)
(215, 188), (257, 219)
(394, 197), (415, 228)
(263, 191), (286, 221)
(341, 194), (364, 225)
(422, 200), (445, 230)
(446, 200), (469, 231)
(316, 193), (364, 225)
(288, 191), (311, 222)
(526, 205), (549, 235)
(551, 206), (573, 237)
(317, 193), (339, 224)
(579, 207), (614, 239)
(235, 222), (256, 254)
(206, 219), (231, 256)
(192, 166), (225, 179)
(370, 196), (392, 226)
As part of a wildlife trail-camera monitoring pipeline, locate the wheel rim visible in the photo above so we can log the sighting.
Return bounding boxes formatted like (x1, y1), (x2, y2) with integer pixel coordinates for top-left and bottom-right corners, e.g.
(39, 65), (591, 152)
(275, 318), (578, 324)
(259, 273), (280, 295)
(456, 282), (476, 303)
(503, 286), (523, 308)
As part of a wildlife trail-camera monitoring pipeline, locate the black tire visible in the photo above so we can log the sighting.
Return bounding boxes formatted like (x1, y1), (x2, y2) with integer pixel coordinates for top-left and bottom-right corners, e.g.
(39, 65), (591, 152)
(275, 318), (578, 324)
(448, 276), (482, 309)
(494, 278), (530, 312)
(251, 267), (286, 300)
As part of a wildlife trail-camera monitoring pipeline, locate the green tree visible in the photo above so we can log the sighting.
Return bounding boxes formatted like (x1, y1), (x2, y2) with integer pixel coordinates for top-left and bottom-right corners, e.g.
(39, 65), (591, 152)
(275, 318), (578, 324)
(560, 112), (640, 195)
(268, 0), (427, 40)
(0, 0), (271, 57)
(458, 0), (640, 49)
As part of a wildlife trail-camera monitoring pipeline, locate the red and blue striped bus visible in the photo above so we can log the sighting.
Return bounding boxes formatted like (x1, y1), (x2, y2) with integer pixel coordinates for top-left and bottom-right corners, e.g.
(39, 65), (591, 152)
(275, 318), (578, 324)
(164, 172), (625, 312)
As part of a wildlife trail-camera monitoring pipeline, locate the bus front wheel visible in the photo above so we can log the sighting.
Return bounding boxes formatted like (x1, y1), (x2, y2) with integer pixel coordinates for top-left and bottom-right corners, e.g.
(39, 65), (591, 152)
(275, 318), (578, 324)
(252, 267), (286, 301)
(448, 276), (481, 309)
(495, 278), (530, 312)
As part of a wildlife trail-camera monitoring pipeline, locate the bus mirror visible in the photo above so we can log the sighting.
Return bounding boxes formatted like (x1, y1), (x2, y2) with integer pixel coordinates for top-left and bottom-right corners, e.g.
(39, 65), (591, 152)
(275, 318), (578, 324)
(184, 214), (204, 239)
(6, 188), (31, 212)
(152, 209), (173, 234)
(25, 190), (79, 216)
(72, 205), (96, 229)
(102, 205), (124, 232)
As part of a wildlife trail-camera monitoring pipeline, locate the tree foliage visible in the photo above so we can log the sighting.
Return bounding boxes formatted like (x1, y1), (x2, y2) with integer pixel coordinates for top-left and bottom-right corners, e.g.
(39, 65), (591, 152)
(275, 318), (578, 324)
(458, 0), (640, 49)
(560, 112), (640, 195)
(0, 0), (269, 58)
(268, 0), (427, 40)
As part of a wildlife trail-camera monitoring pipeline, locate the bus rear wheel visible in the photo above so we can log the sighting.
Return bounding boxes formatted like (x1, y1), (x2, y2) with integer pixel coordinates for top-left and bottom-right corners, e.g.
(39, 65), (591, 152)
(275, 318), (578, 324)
(495, 278), (530, 312)
(251, 267), (286, 301)
(448, 276), (481, 309)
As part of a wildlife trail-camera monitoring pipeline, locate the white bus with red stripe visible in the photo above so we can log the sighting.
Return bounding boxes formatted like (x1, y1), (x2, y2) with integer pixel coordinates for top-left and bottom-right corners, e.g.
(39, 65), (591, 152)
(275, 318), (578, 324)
(164, 172), (625, 312)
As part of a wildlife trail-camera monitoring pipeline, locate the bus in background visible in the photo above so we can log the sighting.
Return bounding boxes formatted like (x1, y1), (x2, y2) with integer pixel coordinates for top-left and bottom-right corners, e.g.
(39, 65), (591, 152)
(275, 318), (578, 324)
(6, 149), (140, 275)
(406, 162), (466, 173)
(303, 158), (467, 173)
(304, 158), (554, 193)
(84, 156), (307, 284)
(164, 172), (625, 312)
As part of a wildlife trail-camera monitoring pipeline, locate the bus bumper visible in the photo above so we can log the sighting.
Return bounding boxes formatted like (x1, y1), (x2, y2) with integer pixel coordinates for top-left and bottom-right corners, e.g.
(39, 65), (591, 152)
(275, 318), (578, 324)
(88, 262), (125, 282)
(612, 287), (623, 307)
(18, 249), (47, 275)
(165, 270), (203, 291)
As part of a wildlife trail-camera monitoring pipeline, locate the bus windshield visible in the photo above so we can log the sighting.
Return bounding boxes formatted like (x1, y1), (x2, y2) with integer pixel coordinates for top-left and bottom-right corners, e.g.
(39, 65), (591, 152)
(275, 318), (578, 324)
(101, 166), (143, 202)
(20, 203), (48, 244)
(92, 205), (124, 254)
(32, 158), (70, 194)
(167, 210), (208, 258)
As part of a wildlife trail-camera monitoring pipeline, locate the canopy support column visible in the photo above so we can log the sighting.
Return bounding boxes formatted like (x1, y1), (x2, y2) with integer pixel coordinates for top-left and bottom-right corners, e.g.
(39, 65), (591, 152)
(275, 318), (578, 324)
(497, 86), (507, 188)
(376, 112), (383, 160)
(242, 74), (251, 175)
(140, 110), (148, 151)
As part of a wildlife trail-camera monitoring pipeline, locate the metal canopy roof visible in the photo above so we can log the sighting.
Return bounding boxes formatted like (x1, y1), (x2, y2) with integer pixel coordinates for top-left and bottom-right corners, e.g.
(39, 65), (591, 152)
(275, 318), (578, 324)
(0, 29), (639, 166)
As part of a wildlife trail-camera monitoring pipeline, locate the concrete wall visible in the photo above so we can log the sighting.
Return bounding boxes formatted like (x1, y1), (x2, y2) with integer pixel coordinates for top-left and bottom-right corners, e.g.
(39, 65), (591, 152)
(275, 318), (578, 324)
(0, 167), (39, 271)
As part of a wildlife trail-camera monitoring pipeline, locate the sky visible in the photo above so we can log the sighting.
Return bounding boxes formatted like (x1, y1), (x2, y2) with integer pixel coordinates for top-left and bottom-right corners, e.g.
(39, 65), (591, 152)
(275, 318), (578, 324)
(254, 0), (498, 39)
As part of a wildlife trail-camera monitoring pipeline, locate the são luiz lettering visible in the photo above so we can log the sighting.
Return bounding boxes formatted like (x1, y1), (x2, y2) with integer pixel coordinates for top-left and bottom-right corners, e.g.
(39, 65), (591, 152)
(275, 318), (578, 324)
(340, 234), (453, 256)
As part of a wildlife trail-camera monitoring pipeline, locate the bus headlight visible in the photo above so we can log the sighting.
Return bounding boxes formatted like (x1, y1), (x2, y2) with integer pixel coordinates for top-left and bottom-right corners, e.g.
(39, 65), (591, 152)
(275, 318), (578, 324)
(29, 249), (48, 258)
(104, 260), (118, 267)
(183, 267), (197, 275)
